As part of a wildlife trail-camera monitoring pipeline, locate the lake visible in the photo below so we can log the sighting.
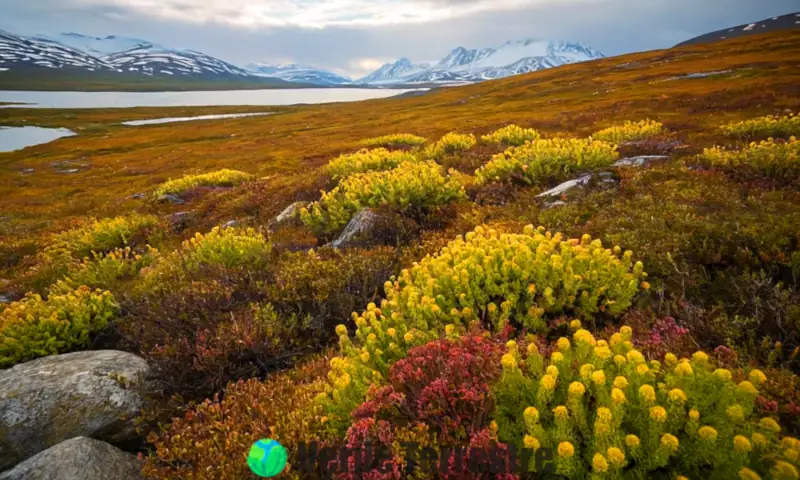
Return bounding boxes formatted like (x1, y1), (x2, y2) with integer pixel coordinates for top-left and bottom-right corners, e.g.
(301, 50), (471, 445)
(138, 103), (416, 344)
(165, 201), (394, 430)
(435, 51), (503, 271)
(0, 126), (75, 153)
(0, 88), (424, 109)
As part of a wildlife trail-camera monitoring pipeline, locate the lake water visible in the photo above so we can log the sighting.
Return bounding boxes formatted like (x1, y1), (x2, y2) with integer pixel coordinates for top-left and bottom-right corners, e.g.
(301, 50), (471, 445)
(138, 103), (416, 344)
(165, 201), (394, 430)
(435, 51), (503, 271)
(121, 112), (273, 126)
(0, 126), (75, 153)
(0, 88), (424, 109)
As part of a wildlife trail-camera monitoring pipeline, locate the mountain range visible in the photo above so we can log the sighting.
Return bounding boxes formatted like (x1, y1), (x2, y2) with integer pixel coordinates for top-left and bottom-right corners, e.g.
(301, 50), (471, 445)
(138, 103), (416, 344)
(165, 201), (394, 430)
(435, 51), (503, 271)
(0, 29), (604, 87)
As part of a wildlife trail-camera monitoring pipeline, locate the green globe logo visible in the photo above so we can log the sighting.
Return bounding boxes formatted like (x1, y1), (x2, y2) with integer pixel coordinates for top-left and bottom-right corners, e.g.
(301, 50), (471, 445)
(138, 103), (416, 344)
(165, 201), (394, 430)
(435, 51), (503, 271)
(247, 439), (287, 478)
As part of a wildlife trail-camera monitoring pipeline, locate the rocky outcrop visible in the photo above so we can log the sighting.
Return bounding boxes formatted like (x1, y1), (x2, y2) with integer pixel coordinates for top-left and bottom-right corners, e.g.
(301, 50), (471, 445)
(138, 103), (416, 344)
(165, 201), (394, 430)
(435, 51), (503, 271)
(0, 350), (149, 471)
(328, 208), (418, 249)
(0, 437), (142, 480)
(270, 201), (308, 229)
(536, 172), (617, 208)
(330, 209), (382, 249)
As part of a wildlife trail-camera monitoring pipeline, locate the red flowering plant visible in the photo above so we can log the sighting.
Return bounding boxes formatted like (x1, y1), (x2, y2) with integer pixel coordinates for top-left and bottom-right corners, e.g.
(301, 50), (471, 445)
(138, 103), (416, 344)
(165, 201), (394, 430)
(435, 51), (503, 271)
(331, 334), (518, 479)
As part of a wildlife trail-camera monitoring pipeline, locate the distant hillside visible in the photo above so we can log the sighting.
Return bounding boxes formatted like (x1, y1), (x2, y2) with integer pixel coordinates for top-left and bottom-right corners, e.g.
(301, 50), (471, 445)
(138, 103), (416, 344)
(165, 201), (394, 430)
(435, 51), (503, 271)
(676, 12), (800, 47)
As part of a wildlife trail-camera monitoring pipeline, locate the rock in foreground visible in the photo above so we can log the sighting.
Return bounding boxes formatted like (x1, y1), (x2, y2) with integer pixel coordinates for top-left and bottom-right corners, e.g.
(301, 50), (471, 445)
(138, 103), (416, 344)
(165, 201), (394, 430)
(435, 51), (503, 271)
(0, 437), (142, 480)
(0, 350), (149, 470)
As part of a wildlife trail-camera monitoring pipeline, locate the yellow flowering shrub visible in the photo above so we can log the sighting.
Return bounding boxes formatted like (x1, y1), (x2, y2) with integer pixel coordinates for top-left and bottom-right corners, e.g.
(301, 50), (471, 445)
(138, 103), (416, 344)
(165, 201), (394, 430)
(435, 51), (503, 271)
(493, 326), (799, 479)
(360, 133), (427, 148)
(53, 246), (160, 292)
(592, 119), (665, 143)
(43, 214), (160, 261)
(318, 225), (645, 433)
(722, 113), (800, 139)
(153, 168), (253, 197)
(424, 132), (477, 159)
(481, 124), (542, 146)
(474, 138), (619, 185)
(325, 148), (418, 179)
(300, 161), (466, 234)
(0, 286), (118, 367)
(697, 137), (800, 180)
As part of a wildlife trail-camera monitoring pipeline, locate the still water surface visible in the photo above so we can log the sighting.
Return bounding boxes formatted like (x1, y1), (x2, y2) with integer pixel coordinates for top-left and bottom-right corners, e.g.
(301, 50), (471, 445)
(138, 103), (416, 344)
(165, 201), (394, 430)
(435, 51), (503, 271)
(0, 126), (75, 153)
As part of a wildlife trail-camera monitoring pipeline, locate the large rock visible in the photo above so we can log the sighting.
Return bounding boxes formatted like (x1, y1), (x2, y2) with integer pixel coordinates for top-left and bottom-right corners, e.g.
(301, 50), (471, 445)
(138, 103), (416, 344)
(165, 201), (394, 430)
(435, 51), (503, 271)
(0, 350), (149, 471)
(0, 437), (142, 480)
(330, 209), (382, 249)
(536, 172), (617, 208)
(328, 208), (418, 249)
(270, 201), (308, 229)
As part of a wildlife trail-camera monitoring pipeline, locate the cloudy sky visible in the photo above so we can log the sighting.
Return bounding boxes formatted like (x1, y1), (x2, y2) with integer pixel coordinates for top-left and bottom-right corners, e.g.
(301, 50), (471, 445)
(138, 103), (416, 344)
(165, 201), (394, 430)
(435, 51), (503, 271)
(1, 0), (797, 78)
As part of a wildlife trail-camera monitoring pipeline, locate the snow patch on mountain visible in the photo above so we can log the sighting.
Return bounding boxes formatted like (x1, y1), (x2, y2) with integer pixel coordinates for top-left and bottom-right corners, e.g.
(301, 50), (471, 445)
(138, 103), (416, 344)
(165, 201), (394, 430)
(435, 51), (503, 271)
(0, 30), (114, 71)
(246, 63), (352, 85)
(34, 33), (157, 56)
(357, 58), (431, 84)
(104, 47), (252, 77)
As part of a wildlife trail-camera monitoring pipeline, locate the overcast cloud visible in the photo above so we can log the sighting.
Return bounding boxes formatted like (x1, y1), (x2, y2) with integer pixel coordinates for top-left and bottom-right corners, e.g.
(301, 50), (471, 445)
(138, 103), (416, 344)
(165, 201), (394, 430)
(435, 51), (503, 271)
(1, 0), (797, 78)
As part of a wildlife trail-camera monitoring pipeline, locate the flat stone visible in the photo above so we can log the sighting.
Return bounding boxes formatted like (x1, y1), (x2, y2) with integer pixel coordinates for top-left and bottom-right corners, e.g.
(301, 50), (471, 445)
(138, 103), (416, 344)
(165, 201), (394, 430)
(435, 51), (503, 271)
(613, 155), (669, 167)
(157, 193), (184, 205)
(330, 209), (381, 249)
(0, 437), (142, 480)
(0, 350), (149, 470)
(536, 174), (594, 199)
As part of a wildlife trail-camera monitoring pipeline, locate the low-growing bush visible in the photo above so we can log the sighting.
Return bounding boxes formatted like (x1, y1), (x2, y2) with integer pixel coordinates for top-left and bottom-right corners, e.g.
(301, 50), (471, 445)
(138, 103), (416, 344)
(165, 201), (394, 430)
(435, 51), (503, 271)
(361, 133), (427, 148)
(53, 246), (160, 293)
(300, 161), (466, 235)
(43, 214), (160, 261)
(0, 286), (118, 367)
(493, 325), (800, 479)
(142, 354), (333, 480)
(153, 169), (253, 197)
(319, 225), (646, 433)
(424, 132), (477, 159)
(592, 119), (665, 143)
(696, 137), (800, 180)
(481, 124), (542, 146)
(474, 138), (619, 186)
(722, 113), (800, 139)
(325, 148), (418, 179)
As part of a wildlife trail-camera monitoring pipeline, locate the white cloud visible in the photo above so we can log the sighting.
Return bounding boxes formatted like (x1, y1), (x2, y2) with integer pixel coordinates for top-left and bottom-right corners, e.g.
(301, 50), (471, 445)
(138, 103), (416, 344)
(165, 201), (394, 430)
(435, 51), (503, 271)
(70, 0), (594, 29)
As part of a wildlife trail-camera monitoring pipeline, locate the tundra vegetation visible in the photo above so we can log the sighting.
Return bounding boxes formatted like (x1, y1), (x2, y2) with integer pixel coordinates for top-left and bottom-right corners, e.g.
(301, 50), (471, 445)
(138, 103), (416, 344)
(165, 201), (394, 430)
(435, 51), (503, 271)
(1, 31), (800, 479)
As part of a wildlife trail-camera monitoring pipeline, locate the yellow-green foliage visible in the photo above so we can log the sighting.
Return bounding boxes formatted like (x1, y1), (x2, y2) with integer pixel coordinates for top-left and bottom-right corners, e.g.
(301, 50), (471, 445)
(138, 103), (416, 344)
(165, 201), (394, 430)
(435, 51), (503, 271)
(319, 225), (646, 432)
(325, 148), (418, 179)
(475, 138), (619, 185)
(300, 161), (466, 235)
(44, 215), (159, 261)
(592, 119), (665, 143)
(360, 133), (427, 148)
(55, 246), (159, 292)
(493, 325), (799, 479)
(481, 124), (542, 146)
(698, 137), (800, 179)
(0, 286), (118, 367)
(425, 132), (477, 159)
(722, 113), (800, 138)
(153, 169), (253, 197)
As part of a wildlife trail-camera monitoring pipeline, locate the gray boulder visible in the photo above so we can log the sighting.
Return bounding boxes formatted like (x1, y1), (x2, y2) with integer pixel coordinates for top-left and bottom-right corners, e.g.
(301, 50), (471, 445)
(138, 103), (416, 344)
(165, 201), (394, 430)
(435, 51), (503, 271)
(0, 350), (149, 470)
(0, 437), (142, 480)
(536, 172), (617, 208)
(330, 209), (381, 249)
(612, 155), (668, 168)
(270, 201), (308, 229)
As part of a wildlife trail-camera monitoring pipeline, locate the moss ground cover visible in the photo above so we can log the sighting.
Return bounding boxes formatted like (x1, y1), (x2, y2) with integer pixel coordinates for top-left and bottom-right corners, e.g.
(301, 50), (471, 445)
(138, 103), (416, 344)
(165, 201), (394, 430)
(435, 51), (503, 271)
(0, 30), (799, 479)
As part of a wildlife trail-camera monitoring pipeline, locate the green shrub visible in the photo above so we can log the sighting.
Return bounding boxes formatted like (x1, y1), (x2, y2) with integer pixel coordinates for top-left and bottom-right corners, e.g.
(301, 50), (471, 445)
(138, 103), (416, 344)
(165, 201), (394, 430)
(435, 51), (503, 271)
(493, 325), (800, 479)
(43, 214), (160, 261)
(0, 286), (118, 367)
(360, 133), (427, 148)
(153, 169), (253, 197)
(53, 246), (160, 293)
(592, 119), (665, 143)
(696, 137), (800, 180)
(424, 132), (477, 159)
(722, 113), (800, 139)
(300, 161), (466, 235)
(142, 355), (333, 480)
(325, 148), (418, 179)
(481, 124), (542, 146)
(475, 138), (619, 186)
(319, 225), (646, 432)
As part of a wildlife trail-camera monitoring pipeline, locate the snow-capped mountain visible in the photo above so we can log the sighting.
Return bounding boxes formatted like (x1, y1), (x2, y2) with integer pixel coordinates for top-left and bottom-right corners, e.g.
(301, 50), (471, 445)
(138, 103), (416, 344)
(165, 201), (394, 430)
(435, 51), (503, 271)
(0, 30), (114, 71)
(246, 63), (351, 85)
(357, 58), (431, 84)
(106, 47), (252, 77)
(358, 40), (605, 85)
(35, 32), (157, 56)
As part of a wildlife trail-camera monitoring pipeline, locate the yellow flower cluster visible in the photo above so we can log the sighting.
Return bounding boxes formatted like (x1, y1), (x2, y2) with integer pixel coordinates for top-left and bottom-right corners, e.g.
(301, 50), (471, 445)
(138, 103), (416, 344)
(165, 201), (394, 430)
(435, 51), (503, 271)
(301, 160), (466, 234)
(325, 148), (418, 179)
(0, 286), (118, 367)
(494, 325), (799, 479)
(153, 168), (253, 197)
(480, 124), (542, 146)
(721, 113), (800, 139)
(474, 137), (619, 185)
(360, 133), (427, 148)
(697, 137), (800, 179)
(592, 119), (665, 143)
(424, 132), (477, 159)
(43, 214), (160, 261)
(177, 226), (272, 271)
